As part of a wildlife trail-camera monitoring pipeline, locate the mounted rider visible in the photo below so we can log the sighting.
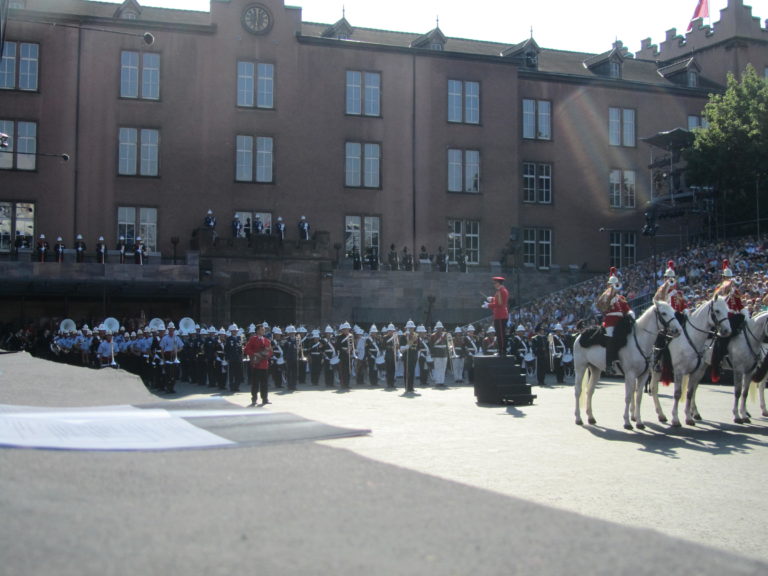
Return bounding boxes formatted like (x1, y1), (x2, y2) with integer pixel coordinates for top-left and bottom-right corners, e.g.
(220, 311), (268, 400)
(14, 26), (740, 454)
(596, 267), (633, 372)
(653, 260), (688, 380)
(710, 259), (747, 382)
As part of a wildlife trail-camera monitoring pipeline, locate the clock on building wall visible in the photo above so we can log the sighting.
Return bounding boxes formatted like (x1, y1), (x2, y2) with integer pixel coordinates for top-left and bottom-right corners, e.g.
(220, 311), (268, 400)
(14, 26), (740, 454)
(242, 3), (273, 35)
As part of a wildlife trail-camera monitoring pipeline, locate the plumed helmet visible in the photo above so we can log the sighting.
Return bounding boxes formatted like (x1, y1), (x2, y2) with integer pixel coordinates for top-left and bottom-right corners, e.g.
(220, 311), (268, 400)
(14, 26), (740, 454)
(467, 324), (476, 332)
(664, 260), (676, 278)
(228, 323), (238, 331)
(218, 328), (226, 335)
(434, 321), (444, 330)
(324, 325), (334, 334)
(454, 326), (463, 333)
(608, 267), (620, 286)
(369, 324), (378, 333)
(386, 323), (396, 332)
(722, 259), (734, 277)
(516, 324), (525, 332)
(405, 319), (416, 329)
(272, 326), (282, 335)
(416, 325), (427, 333)
(487, 326), (496, 333)
(285, 325), (296, 334)
(339, 321), (351, 330)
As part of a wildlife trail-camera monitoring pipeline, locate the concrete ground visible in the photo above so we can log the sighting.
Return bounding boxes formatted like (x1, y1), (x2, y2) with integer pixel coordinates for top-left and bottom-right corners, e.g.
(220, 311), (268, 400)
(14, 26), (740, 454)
(2, 352), (767, 575)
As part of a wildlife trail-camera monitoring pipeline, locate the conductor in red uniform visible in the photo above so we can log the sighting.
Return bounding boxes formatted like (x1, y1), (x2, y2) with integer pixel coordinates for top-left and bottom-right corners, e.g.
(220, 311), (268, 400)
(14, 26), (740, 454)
(485, 276), (509, 357)
(244, 323), (272, 407)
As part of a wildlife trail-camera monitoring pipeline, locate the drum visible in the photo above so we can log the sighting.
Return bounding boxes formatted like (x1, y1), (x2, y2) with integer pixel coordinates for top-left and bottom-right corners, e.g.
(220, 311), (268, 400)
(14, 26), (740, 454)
(329, 355), (340, 366)
(375, 354), (386, 365)
(524, 352), (535, 363)
(275, 357), (285, 366)
(562, 353), (573, 363)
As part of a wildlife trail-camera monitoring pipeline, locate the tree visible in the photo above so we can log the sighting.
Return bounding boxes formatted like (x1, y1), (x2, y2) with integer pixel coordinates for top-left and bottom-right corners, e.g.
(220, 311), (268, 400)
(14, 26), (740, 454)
(685, 65), (768, 237)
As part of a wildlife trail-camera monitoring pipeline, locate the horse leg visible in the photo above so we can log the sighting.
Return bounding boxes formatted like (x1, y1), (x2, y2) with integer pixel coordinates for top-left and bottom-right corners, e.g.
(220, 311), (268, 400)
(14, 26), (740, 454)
(668, 373), (684, 427)
(733, 374), (747, 424)
(761, 380), (768, 418)
(648, 370), (668, 423)
(586, 368), (598, 425)
(622, 376), (634, 430)
(574, 367), (584, 425)
(633, 375), (646, 430)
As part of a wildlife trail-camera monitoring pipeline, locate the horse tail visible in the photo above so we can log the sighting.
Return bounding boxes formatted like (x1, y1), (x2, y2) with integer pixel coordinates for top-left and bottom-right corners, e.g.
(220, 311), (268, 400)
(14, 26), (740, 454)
(680, 374), (689, 400)
(748, 379), (759, 405)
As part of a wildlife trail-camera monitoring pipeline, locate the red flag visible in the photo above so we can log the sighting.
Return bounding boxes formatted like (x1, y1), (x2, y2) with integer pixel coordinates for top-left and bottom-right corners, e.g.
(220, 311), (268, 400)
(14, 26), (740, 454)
(687, 0), (710, 31)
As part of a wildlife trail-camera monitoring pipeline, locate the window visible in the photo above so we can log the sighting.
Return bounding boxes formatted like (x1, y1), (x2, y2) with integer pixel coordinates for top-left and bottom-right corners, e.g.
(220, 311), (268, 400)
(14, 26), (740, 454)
(0, 201), (34, 253)
(609, 231), (636, 268)
(237, 61), (274, 109)
(235, 135), (274, 183)
(0, 119), (37, 170)
(344, 215), (380, 260)
(687, 70), (698, 88)
(522, 228), (551, 269)
(120, 51), (160, 100)
(117, 206), (157, 252)
(609, 169), (636, 208)
(346, 71), (380, 117)
(687, 115), (709, 130)
(448, 80), (480, 124)
(447, 148), (480, 193)
(0, 41), (39, 91)
(609, 107), (635, 147)
(118, 127), (159, 176)
(234, 210), (273, 236)
(345, 141), (380, 188)
(448, 219), (480, 264)
(522, 99), (551, 140)
(522, 162), (552, 203)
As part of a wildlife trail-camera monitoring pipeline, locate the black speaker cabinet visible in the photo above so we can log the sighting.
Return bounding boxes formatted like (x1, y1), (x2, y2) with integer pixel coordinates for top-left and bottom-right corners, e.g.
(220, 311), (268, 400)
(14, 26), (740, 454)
(473, 355), (536, 405)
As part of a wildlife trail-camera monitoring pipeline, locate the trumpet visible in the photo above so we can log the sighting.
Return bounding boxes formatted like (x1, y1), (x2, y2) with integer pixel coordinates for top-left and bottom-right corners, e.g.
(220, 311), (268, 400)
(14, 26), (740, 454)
(298, 335), (307, 362)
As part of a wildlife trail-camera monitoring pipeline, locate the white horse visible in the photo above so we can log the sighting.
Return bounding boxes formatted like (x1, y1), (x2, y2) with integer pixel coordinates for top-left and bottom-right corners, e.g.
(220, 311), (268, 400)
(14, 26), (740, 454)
(717, 310), (768, 424)
(574, 300), (681, 430)
(648, 296), (731, 427)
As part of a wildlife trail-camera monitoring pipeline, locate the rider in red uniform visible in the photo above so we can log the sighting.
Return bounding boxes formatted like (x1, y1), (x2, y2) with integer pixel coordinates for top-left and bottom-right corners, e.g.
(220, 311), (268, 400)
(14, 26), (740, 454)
(597, 267), (632, 370)
(711, 259), (747, 382)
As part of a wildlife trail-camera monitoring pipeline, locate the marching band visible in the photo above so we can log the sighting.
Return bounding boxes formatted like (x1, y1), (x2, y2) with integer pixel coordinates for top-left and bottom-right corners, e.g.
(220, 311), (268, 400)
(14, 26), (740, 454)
(46, 315), (577, 393)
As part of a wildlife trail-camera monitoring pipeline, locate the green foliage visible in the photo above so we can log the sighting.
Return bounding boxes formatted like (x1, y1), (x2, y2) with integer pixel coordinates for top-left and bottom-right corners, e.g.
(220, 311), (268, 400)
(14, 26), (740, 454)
(685, 65), (768, 234)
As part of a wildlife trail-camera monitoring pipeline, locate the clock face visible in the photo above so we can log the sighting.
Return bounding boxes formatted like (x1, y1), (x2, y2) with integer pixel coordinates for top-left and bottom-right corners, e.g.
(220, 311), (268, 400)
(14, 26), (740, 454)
(242, 4), (273, 35)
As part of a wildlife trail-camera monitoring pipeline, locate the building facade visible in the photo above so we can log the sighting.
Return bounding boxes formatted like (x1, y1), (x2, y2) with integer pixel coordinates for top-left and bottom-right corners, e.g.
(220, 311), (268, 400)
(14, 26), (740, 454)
(1, 0), (766, 325)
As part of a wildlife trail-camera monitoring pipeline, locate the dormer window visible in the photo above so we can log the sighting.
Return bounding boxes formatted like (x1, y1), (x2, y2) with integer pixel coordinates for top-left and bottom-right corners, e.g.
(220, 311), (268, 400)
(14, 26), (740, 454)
(687, 70), (698, 87)
(410, 27), (446, 51)
(430, 42), (444, 51)
(122, 11), (138, 20)
(610, 60), (622, 79)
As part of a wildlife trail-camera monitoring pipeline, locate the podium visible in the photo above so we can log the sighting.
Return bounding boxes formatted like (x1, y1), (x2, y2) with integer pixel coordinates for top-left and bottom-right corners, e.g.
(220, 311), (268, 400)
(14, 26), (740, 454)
(473, 355), (536, 405)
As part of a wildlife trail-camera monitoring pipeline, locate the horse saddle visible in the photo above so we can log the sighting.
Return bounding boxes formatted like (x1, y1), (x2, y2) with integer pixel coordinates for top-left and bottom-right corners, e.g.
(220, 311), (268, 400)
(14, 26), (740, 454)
(579, 326), (606, 348)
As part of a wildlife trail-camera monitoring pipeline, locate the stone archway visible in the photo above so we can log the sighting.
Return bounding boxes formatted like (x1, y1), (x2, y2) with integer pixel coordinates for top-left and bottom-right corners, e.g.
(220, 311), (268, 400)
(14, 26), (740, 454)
(230, 287), (296, 329)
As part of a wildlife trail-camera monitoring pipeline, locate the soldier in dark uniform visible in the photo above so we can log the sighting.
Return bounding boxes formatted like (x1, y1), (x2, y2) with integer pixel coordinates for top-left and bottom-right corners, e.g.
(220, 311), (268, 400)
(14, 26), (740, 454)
(95, 236), (106, 264)
(283, 325), (298, 390)
(550, 324), (567, 384)
(270, 327), (285, 388)
(383, 324), (398, 389)
(203, 328), (218, 388)
(456, 246), (468, 273)
(54, 236), (65, 263)
(274, 216), (286, 241)
(204, 209), (216, 229)
(74, 234), (86, 263)
(298, 215), (310, 241)
(335, 322), (354, 390)
(387, 244), (399, 271)
(402, 246), (414, 271)
(134, 236), (147, 265)
(435, 246), (448, 272)
(116, 235), (127, 264)
(253, 215), (264, 235)
(12, 230), (23, 260)
(231, 214), (242, 238)
(296, 326), (308, 385)
(365, 325), (381, 386)
(244, 218), (252, 241)
(308, 329), (324, 385)
(401, 320), (419, 393)
(366, 247), (379, 271)
(352, 245), (362, 270)
(322, 326), (336, 387)
(35, 234), (49, 262)
(531, 324), (549, 386)
(225, 324), (244, 393)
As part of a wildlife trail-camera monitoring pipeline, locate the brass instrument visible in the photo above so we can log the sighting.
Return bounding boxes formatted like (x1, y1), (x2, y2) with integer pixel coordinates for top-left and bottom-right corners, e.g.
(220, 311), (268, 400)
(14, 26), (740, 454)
(547, 333), (555, 372)
(298, 334), (307, 362)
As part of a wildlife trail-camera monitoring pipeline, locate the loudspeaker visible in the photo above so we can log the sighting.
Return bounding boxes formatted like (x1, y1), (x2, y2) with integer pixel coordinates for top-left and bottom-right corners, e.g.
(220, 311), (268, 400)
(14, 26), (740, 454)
(473, 355), (536, 405)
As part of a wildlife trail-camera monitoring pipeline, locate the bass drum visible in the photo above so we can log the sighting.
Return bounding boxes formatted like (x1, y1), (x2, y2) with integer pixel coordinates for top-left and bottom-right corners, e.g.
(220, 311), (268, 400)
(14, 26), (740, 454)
(562, 353), (574, 363)
(375, 354), (386, 365)
(523, 352), (535, 363)
(329, 355), (340, 366)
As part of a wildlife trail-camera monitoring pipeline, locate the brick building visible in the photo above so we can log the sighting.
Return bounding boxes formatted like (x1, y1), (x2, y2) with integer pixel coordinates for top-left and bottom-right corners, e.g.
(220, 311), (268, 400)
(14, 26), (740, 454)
(0, 0), (766, 326)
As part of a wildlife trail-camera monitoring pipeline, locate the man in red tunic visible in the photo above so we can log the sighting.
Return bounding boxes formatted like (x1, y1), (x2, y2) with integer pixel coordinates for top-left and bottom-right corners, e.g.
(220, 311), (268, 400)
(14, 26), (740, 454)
(597, 267), (632, 370)
(711, 259), (747, 382)
(244, 322), (273, 406)
(485, 276), (509, 357)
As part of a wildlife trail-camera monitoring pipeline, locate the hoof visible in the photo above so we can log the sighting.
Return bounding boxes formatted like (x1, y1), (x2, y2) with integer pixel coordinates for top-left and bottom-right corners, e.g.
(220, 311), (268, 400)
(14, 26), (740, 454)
(762, 410), (768, 417)
(744, 417), (751, 424)
(658, 415), (668, 423)
(693, 414), (702, 421)
(576, 419), (583, 426)
(672, 421), (683, 428)
(684, 419), (694, 426)
(636, 422), (646, 430)
(624, 423), (634, 430)
(734, 418), (743, 424)
(588, 417), (596, 425)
